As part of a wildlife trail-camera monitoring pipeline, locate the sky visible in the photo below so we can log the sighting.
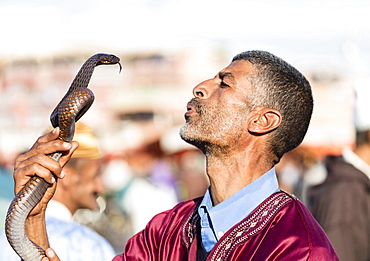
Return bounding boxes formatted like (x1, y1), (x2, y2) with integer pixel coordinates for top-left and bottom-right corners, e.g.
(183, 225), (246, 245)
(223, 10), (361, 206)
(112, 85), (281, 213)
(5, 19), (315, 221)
(0, 0), (370, 66)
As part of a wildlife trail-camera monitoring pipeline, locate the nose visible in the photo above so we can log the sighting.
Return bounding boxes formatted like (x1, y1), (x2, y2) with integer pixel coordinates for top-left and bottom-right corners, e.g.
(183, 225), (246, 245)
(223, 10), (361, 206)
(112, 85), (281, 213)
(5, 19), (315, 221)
(192, 79), (210, 99)
(95, 176), (104, 195)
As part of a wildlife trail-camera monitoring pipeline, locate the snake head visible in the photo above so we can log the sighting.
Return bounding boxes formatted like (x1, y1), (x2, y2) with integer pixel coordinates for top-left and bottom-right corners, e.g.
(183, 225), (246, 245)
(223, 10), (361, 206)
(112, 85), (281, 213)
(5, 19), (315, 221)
(96, 54), (122, 72)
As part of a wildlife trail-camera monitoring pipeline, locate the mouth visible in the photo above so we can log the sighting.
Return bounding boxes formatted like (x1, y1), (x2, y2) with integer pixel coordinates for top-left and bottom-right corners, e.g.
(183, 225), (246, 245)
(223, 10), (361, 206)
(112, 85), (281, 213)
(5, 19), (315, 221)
(185, 103), (197, 121)
(185, 102), (198, 115)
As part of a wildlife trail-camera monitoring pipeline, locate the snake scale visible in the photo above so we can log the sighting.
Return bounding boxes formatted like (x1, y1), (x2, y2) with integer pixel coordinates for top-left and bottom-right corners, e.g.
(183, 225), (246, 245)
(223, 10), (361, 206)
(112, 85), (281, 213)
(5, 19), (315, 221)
(5, 53), (121, 261)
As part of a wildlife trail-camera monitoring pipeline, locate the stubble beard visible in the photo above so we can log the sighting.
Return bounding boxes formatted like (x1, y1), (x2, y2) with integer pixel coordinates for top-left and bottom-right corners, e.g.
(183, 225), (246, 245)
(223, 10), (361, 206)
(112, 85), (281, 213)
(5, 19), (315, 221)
(180, 100), (246, 155)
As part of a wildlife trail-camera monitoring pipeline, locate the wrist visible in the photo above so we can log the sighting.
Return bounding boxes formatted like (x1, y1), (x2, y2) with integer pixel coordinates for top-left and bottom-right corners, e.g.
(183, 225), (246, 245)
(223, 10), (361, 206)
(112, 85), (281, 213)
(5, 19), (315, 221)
(26, 211), (49, 250)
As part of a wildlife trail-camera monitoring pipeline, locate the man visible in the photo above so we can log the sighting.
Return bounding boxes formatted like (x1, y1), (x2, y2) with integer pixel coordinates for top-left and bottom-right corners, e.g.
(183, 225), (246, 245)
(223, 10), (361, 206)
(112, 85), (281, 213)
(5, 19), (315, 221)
(12, 50), (338, 260)
(308, 83), (370, 261)
(1, 122), (115, 261)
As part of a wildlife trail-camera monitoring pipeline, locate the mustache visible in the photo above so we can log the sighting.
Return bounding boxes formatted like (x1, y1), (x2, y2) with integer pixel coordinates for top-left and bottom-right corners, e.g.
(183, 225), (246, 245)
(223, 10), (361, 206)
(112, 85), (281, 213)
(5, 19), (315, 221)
(188, 98), (204, 114)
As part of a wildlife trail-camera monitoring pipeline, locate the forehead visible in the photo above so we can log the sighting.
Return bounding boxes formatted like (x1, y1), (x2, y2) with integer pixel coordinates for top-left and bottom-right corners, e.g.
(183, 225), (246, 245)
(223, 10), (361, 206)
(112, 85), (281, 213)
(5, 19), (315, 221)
(80, 159), (101, 176)
(220, 59), (256, 78)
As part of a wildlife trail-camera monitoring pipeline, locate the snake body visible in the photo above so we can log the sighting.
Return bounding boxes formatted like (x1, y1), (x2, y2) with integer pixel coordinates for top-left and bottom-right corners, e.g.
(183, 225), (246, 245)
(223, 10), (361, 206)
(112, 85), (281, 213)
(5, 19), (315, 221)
(5, 53), (121, 261)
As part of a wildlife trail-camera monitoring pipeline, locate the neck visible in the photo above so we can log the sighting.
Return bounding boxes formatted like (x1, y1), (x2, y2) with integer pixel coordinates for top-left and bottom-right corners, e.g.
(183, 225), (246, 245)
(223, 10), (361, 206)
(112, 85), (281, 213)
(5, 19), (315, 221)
(204, 145), (274, 206)
(354, 143), (370, 166)
(53, 191), (77, 215)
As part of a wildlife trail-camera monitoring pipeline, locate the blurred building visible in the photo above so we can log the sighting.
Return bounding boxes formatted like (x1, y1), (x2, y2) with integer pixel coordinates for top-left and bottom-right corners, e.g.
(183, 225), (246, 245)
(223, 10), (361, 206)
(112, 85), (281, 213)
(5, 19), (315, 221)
(0, 45), (361, 185)
(0, 46), (229, 156)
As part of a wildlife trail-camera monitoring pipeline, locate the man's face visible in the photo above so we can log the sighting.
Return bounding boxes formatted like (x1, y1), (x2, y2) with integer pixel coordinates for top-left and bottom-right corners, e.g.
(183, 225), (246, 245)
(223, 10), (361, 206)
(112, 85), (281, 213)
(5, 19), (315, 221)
(71, 159), (104, 211)
(180, 60), (255, 151)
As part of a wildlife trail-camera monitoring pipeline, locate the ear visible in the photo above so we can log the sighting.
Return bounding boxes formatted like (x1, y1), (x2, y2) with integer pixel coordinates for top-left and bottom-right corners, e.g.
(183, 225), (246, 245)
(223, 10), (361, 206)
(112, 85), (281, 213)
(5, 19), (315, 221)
(58, 165), (75, 189)
(247, 107), (282, 134)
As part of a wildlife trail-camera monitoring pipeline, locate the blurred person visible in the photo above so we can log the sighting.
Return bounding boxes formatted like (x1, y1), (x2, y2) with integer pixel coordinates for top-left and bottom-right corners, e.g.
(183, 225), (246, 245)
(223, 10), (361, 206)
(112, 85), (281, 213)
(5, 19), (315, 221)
(174, 149), (209, 200)
(308, 83), (370, 261)
(11, 50), (338, 261)
(0, 157), (14, 230)
(275, 147), (319, 200)
(104, 149), (178, 236)
(0, 122), (115, 261)
(275, 149), (304, 194)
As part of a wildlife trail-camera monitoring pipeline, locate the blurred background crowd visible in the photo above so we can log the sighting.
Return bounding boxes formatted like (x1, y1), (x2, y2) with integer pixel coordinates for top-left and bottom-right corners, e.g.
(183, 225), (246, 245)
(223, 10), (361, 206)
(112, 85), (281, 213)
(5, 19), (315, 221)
(0, 0), (369, 259)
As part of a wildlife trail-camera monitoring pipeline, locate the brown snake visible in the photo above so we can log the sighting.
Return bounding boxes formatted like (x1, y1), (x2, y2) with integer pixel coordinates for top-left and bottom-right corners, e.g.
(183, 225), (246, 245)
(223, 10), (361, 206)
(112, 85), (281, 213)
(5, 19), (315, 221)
(5, 53), (121, 261)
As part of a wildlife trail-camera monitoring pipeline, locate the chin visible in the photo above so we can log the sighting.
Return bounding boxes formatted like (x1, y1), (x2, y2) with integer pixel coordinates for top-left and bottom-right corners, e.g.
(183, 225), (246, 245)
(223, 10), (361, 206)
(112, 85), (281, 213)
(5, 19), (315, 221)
(83, 200), (100, 211)
(180, 123), (198, 138)
(86, 204), (99, 212)
(180, 135), (206, 153)
(180, 128), (195, 144)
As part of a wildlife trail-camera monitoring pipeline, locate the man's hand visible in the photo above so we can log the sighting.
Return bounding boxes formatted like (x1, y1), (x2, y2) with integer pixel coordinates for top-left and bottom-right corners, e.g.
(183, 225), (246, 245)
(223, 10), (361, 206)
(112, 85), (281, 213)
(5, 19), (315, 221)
(42, 248), (61, 261)
(13, 127), (78, 216)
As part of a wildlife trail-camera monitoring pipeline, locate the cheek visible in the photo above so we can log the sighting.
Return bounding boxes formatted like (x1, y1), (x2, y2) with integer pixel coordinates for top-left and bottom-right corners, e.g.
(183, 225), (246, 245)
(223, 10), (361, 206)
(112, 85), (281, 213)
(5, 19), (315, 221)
(79, 180), (94, 194)
(215, 107), (249, 134)
(73, 184), (99, 208)
(72, 179), (92, 200)
(72, 185), (87, 199)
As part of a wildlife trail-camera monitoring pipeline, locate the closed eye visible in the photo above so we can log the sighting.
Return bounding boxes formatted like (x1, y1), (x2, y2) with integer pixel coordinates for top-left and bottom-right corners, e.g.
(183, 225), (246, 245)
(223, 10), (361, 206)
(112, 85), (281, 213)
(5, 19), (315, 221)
(218, 72), (234, 88)
(220, 81), (230, 88)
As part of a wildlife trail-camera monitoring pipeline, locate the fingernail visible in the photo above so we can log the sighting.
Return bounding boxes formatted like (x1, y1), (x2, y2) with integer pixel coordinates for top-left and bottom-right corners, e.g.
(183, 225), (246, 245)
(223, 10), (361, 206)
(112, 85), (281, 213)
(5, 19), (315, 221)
(60, 171), (65, 178)
(63, 142), (70, 148)
(46, 248), (55, 258)
(51, 176), (56, 183)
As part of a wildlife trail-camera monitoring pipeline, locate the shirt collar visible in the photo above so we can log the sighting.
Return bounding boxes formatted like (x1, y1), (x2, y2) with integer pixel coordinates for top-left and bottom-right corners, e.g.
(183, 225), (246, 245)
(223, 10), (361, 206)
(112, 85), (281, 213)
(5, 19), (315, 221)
(198, 168), (279, 240)
(45, 200), (73, 222)
(343, 147), (370, 181)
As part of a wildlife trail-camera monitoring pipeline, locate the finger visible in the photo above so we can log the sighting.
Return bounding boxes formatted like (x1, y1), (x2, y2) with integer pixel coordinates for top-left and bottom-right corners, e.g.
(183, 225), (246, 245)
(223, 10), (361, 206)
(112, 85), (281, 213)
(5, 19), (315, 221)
(58, 141), (79, 167)
(17, 127), (62, 163)
(14, 165), (56, 194)
(16, 152), (64, 176)
(43, 248), (61, 261)
(14, 157), (65, 193)
(16, 140), (73, 169)
(32, 127), (60, 148)
(14, 140), (79, 184)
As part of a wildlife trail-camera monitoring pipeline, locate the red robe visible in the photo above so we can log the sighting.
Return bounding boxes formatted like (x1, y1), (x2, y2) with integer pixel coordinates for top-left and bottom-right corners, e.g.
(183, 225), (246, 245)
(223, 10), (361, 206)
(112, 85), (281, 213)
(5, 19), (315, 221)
(113, 191), (338, 260)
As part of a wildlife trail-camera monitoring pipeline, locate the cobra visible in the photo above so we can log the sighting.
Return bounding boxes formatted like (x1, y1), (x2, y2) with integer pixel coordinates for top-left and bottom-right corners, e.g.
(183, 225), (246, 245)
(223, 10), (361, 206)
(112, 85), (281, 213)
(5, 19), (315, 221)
(5, 53), (121, 261)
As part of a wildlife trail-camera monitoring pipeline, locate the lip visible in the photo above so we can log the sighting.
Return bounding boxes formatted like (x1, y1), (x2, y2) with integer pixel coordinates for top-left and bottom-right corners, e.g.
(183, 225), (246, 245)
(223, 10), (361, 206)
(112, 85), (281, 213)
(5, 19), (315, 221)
(185, 102), (198, 116)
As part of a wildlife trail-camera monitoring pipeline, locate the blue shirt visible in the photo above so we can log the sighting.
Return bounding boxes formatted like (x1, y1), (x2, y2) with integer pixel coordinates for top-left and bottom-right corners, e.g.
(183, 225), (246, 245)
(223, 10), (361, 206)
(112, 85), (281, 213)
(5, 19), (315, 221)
(197, 168), (279, 252)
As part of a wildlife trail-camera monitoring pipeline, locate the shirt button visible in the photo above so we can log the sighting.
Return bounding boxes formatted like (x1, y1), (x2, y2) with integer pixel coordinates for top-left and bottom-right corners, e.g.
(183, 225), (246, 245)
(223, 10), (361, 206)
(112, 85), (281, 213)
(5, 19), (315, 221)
(218, 231), (224, 238)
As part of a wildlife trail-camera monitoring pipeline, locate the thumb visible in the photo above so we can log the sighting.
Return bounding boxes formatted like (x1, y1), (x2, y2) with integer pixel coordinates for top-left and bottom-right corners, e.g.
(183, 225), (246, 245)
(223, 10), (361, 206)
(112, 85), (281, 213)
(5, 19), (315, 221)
(42, 248), (61, 261)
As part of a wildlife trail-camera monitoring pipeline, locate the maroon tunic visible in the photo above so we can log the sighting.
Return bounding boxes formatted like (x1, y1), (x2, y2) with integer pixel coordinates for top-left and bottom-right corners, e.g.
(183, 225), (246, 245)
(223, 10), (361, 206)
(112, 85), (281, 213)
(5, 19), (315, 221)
(113, 192), (338, 260)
